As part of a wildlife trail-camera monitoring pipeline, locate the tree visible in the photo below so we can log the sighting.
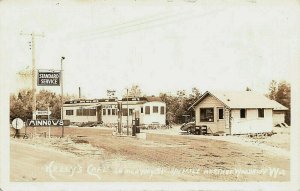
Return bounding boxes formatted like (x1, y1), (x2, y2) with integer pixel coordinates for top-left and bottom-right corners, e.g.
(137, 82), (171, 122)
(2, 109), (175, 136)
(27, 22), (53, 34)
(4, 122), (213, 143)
(267, 80), (291, 125)
(10, 89), (33, 121)
(10, 89), (76, 121)
(159, 87), (202, 124)
(268, 80), (278, 100)
(276, 81), (291, 125)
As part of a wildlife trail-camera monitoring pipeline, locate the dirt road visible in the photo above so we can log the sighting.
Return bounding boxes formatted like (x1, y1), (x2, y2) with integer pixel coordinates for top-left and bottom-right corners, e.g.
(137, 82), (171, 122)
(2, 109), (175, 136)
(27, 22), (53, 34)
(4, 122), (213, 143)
(10, 126), (290, 181)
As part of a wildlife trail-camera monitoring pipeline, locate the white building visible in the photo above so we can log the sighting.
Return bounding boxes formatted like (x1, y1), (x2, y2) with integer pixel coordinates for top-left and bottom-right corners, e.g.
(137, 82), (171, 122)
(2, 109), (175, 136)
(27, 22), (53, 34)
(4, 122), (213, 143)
(63, 96), (166, 126)
(62, 98), (115, 124)
(189, 91), (288, 135)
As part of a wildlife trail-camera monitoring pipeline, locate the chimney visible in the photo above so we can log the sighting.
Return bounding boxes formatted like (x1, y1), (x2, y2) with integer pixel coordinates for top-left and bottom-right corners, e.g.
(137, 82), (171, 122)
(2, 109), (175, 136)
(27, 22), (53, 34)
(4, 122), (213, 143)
(79, 87), (81, 99)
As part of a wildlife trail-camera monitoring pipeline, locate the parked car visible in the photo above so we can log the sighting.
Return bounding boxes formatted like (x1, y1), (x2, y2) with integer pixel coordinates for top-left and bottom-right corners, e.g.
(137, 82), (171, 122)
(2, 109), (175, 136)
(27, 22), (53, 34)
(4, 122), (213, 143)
(180, 121), (195, 134)
(180, 121), (208, 135)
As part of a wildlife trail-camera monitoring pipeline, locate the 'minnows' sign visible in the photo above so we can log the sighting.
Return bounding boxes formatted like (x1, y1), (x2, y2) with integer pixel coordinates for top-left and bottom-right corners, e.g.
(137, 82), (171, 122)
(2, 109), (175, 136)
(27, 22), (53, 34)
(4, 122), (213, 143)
(27, 119), (63, 126)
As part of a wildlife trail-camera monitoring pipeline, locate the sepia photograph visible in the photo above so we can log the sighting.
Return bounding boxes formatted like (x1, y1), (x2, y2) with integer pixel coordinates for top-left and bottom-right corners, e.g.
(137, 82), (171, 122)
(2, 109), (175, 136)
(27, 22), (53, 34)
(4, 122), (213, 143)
(0, 0), (299, 191)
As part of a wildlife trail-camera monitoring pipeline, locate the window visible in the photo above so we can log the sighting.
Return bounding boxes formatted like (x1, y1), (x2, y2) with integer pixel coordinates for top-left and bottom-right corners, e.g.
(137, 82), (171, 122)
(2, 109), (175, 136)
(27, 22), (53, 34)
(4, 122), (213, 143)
(258, 108), (264, 118)
(83, 109), (89, 116)
(122, 108), (128, 116)
(240, 109), (246, 118)
(107, 109), (111, 115)
(153, 106), (158, 113)
(218, 108), (224, 119)
(112, 109), (116, 115)
(129, 109), (133, 116)
(77, 109), (96, 116)
(160, 106), (165, 115)
(66, 110), (73, 115)
(77, 109), (83, 116)
(89, 109), (96, 116)
(102, 109), (106, 116)
(141, 107), (144, 113)
(145, 106), (150, 115)
(200, 108), (214, 122)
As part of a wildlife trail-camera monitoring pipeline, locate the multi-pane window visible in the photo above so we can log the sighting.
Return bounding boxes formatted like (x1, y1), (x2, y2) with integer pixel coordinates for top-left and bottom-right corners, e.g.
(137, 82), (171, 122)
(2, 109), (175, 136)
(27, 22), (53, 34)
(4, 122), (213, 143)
(258, 108), (264, 118)
(107, 109), (111, 115)
(77, 109), (96, 116)
(145, 106), (150, 115)
(200, 108), (214, 122)
(141, 107), (143, 113)
(160, 106), (165, 115)
(112, 109), (116, 115)
(102, 109), (106, 116)
(240, 109), (246, 118)
(66, 110), (73, 115)
(153, 106), (158, 113)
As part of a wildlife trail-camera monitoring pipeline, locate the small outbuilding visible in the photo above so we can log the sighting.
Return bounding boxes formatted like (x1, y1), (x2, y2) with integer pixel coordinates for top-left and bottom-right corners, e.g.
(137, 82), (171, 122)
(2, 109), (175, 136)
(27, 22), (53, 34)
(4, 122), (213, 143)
(189, 91), (288, 135)
(270, 100), (288, 126)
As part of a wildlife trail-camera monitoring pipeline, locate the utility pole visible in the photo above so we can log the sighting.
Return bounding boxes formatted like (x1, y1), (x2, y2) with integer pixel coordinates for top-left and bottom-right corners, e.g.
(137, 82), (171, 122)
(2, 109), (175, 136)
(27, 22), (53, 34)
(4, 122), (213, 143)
(61, 57), (65, 138)
(127, 88), (129, 136)
(20, 32), (44, 121)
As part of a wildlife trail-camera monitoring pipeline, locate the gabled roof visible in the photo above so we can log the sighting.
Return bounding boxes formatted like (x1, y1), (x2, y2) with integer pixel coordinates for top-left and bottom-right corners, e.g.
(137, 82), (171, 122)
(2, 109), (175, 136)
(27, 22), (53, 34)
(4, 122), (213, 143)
(189, 91), (287, 110)
(269, 100), (288, 110)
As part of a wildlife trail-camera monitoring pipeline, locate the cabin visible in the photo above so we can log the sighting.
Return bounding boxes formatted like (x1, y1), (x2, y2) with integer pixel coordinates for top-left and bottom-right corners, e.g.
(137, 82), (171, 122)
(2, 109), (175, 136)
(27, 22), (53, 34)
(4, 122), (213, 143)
(62, 96), (166, 126)
(189, 91), (288, 135)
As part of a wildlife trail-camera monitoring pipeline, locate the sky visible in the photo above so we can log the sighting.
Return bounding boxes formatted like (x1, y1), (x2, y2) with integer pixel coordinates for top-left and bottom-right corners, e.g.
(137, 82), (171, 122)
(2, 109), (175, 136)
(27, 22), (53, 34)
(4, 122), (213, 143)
(1, 0), (299, 99)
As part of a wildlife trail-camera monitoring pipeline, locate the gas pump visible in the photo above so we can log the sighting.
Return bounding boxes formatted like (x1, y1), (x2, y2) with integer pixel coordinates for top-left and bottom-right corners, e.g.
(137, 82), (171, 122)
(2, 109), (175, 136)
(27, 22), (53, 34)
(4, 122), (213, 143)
(132, 110), (140, 136)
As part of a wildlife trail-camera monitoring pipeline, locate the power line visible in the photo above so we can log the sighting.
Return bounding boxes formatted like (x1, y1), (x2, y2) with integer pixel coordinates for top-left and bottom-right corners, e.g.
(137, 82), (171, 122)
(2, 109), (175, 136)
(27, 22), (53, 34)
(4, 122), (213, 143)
(75, 8), (225, 42)
(71, 10), (173, 39)
(69, 4), (194, 40)
(67, 2), (212, 41)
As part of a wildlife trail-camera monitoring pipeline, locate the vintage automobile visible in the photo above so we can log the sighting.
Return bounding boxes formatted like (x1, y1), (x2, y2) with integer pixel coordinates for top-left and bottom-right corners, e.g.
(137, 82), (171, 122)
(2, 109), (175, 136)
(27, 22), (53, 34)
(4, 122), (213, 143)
(180, 121), (195, 134)
(180, 121), (207, 135)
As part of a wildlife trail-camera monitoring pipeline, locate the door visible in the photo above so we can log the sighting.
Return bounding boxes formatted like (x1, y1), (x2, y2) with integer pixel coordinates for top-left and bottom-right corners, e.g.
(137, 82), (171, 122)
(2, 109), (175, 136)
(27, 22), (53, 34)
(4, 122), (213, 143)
(216, 107), (226, 132)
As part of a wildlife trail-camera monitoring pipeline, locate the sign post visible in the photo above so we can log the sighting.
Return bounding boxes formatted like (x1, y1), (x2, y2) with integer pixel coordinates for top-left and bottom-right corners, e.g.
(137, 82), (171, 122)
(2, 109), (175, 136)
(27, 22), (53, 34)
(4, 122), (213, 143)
(34, 109), (52, 138)
(37, 63), (64, 138)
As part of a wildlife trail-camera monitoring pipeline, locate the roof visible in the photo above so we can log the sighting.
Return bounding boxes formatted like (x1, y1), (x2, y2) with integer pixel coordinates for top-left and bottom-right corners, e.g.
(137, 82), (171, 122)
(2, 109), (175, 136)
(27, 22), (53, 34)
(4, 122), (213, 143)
(269, 100), (288, 110)
(189, 91), (288, 110)
(65, 96), (163, 105)
(64, 98), (118, 104)
(121, 96), (162, 102)
(145, 96), (162, 102)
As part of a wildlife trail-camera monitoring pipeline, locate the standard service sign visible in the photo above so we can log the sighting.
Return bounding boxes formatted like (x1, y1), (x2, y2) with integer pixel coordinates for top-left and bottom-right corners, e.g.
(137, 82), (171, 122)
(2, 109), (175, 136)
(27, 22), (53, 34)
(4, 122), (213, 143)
(37, 70), (60, 86)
